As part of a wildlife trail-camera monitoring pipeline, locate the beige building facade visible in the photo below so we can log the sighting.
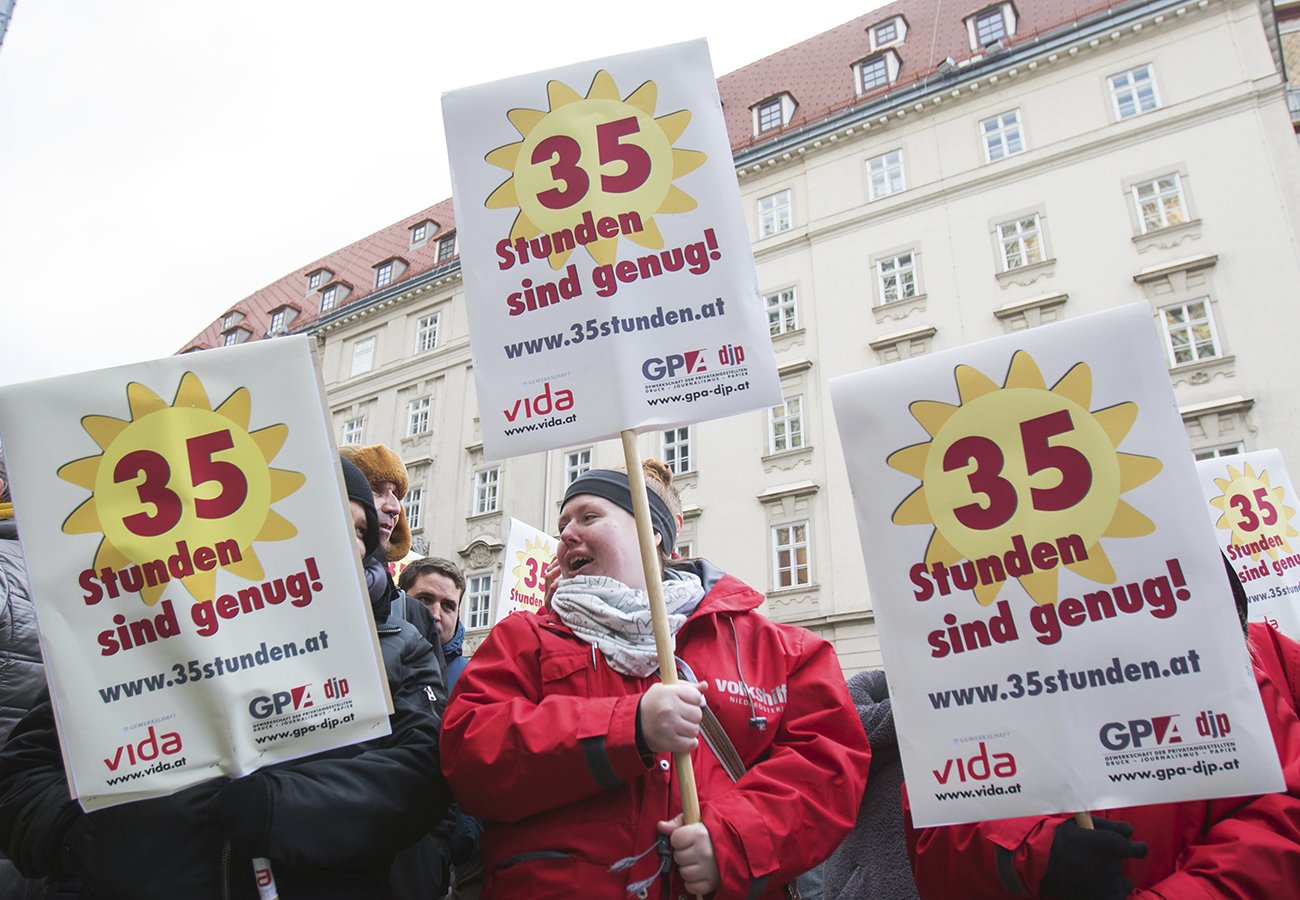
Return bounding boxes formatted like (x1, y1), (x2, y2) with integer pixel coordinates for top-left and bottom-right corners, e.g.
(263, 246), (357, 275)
(185, 0), (1300, 673)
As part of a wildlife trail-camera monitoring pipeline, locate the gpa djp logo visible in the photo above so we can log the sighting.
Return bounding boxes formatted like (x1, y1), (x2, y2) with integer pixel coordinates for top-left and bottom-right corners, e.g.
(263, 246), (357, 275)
(643, 349), (708, 381)
(1099, 715), (1182, 751)
(249, 684), (313, 720)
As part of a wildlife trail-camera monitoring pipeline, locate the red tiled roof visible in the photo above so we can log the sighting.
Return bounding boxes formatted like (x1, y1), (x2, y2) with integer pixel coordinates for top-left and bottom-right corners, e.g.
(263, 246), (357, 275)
(180, 1), (1136, 352)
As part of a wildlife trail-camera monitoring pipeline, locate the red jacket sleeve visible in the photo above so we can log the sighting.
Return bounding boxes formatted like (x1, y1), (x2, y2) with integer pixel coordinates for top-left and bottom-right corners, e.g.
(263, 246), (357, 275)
(702, 632), (872, 897)
(439, 614), (650, 823)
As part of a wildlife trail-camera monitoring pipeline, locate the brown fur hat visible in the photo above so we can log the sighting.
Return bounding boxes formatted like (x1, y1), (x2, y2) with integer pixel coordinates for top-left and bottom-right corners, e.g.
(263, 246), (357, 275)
(339, 444), (411, 560)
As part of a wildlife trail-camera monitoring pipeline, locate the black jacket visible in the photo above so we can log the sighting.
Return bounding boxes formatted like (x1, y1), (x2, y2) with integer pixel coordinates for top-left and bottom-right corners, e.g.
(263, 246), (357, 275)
(0, 597), (450, 899)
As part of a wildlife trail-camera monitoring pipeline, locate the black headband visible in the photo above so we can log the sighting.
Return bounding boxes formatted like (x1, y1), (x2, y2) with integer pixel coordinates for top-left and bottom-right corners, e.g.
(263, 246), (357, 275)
(562, 469), (677, 551)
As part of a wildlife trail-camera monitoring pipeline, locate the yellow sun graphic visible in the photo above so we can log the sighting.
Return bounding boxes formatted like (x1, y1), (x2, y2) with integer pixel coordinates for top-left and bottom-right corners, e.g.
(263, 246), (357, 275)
(510, 534), (555, 605)
(58, 372), (305, 605)
(1209, 461), (1297, 559)
(485, 70), (707, 269)
(888, 351), (1162, 606)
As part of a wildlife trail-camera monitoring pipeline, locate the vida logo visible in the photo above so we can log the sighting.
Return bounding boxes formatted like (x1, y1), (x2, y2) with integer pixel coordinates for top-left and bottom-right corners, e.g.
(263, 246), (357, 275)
(932, 742), (1017, 784)
(103, 726), (182, 771)
(503, 382), (574, 422)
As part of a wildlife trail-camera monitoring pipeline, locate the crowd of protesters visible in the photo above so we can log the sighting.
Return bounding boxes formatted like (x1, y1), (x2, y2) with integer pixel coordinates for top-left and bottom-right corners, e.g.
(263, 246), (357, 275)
(0, 443), (1297, 899)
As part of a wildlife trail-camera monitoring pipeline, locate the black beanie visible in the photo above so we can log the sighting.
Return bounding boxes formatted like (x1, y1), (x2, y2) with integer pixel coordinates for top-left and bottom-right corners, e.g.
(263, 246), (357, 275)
(341, 456), (381, 558)
(562, 469), (677, 551)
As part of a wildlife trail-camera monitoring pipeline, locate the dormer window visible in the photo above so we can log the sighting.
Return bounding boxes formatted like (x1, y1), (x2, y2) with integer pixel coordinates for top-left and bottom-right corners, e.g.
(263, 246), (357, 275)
(967, 3), (1017, 49)
(437, 233), (457, 262)
(376, 262), (394, 289)
(267, 308), (288, 336)
(855, 51), (900, 95)
(871, 15), (906, 49)
(410, 220), (436, 246)
(222, 311), (241, 329)
(320, 283), (351, 314)
(752, 94), (795, 136)
(222, 332), (239, 347)
(306, 268), (332, 293)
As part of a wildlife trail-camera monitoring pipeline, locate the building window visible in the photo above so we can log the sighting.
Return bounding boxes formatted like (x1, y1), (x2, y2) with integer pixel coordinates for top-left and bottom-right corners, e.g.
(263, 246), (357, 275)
(766, 288), (798, 336)
(307, 270), (325, 290)
(1194, 443), (1244, 461)
(474, 467), (501, 515)
(437, 233), (457, 262)
(222, 312), (239, 329)
(1133, 174), (1186, 233)
(877, 252), (918, 305)
(403, 486), (423, 530)
(222, 331), (239, 347)
(677, 539), (695, 559)
(565, 448), (592, 485)
(772, 521), (811, 589)
(268, 309), (287, 335)
(768, 395), (804, 453)
(376, 262), (394, 289)
(412, 222), (428, 243)
(467, 574), (493, 629)
(415, 313), (440, 353)
(1160, 300), (1221, 366)
(757, 97), (784, 133)
(1110, 65), (1160, 120)
(320, 285), (339, 313)
(874, 20), (898, 45)
(858, 56), (888, 93)
(981, 110), (1024, 162)
(757, 190), (792, 237)
(997, 215), (1044, 270)
(351, 336), (376, 376)
(662, 427), (691, 475)
(867, 150), (905, 200)
(407, 397), (431, 436)
(975, 7), (1007, 45)
(342, 417), (364, 446)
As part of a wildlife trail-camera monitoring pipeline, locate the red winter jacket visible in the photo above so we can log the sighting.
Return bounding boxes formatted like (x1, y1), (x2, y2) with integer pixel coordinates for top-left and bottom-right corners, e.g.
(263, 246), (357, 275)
(441, 560), (871, 898)
(904, 622), (1300, 899)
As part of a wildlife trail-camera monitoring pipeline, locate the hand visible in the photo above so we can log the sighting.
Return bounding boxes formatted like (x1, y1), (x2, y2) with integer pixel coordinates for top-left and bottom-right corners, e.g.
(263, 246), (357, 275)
(542, 557), (560, 609)
(638, 682), (705, 753)
(657, 814), (720, 895)
(1039, 816), (1147, 900)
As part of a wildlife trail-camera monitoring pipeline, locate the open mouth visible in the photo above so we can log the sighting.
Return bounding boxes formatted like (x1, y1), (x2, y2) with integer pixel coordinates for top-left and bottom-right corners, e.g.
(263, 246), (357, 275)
(568, 556), (593, 574)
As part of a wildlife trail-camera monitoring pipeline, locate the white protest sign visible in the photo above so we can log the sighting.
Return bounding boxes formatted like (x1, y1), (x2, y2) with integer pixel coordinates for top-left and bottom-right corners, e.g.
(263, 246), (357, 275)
(1196, 448), (1300, 636)
(443, 40), (780, 459)
(0, 337), (392, 810)
(830, 304), (1283, 828)
(493, 517), (555, 625)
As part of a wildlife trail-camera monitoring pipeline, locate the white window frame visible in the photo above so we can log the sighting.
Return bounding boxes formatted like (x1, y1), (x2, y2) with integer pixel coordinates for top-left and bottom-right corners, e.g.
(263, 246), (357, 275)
(320, 285), (338, 313)
(867, 149), (905, 201)
(877, 252), (918, 305)
(411, 222), (428, 244)
(1160, 299), (1221, 367)
(1193, 443), (1244, 461)
(307, 270), (325, 291)
(415, 313), (440, 353)
(222, 312), (238, 329)
(766, 288), (798, 336)
(474, 467), (501, 515)
(341, 417), (364, 446)
(997, 215), (1045, 271)
(975, 7), (1007, 45)
(757, 190), (792, 238)
(404, 486), (423, 530)
(222, 331), (239, 347)
(1110, 64), (1160, 120)
(437, 234), (457, 262)
(662, 426), (692, 475)
(756, 97), (784, 133)
(873, 19), (899, 47)
(768, 395), (805, 454)
(406, 397), (431, 436)
(268, 309), (287, 334)
(1132, 173), (1187, 233)
(981, 110), (1024, 162)
(565, 448), (592, 485)
(376, 262), (394, 289)
(772, 521), (812, 589)
(467, 574), (493, 629)
(858, 56), (888, 93)
(350, 336), (376, 377)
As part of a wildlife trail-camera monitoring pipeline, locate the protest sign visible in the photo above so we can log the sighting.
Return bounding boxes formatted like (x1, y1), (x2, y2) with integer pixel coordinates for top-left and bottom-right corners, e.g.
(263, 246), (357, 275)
(0, 337), (393, 810)
(830, 304), (1283, 827)
(1196, 448), (1300, 637)
(494, 517), (555, 625)
(442, 39), (781, 459)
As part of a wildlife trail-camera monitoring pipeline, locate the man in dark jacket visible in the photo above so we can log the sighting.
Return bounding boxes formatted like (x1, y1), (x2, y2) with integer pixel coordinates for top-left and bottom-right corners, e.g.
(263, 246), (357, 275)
(0, 456), (450, 899)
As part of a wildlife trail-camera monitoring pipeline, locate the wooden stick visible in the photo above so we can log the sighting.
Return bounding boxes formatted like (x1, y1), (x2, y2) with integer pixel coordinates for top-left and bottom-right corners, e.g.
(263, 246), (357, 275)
(1074, 811), (1095, 829)
(620, 430), (704, 822)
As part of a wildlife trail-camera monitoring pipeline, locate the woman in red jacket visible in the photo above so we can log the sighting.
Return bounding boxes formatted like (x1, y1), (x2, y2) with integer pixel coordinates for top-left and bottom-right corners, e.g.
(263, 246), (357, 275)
(441, 461), (871, 898)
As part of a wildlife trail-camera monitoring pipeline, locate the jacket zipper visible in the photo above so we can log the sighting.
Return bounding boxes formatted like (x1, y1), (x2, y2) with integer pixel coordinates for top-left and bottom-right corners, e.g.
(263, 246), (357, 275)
(221, 838), (232, 900)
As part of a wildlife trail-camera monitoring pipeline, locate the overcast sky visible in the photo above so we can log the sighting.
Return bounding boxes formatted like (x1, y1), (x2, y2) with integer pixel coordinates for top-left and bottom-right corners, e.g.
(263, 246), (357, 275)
(0, 1), (886, 388)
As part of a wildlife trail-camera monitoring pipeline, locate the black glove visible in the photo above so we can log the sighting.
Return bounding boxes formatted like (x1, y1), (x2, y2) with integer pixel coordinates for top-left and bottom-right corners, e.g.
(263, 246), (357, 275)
(1039, 816), (1147, 900)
